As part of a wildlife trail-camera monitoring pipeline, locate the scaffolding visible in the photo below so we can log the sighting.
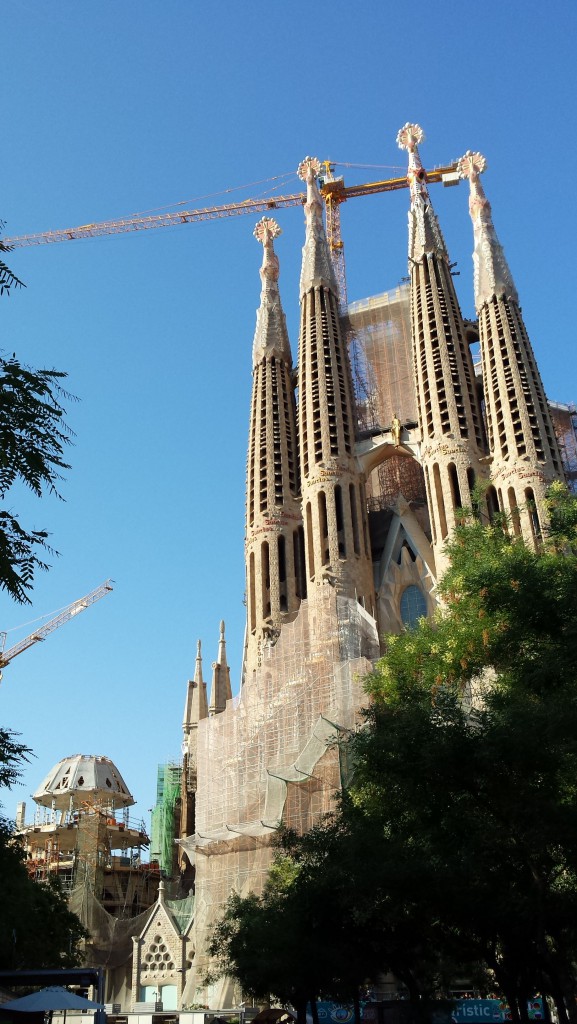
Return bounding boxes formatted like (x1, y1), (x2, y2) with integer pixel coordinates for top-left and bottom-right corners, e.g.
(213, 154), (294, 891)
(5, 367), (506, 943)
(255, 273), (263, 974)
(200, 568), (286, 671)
(150, 764), (182, 878)
(181, 587), (380, 1004)
(550, 401), (577, 492)
(348, 286), (427, 509)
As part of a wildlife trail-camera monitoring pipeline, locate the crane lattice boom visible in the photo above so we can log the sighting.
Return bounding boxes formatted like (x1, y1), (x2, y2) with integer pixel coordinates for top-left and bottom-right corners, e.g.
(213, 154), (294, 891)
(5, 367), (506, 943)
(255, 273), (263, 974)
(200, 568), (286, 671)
(0, 579), (113, 671)
(2, 165), (459, 249)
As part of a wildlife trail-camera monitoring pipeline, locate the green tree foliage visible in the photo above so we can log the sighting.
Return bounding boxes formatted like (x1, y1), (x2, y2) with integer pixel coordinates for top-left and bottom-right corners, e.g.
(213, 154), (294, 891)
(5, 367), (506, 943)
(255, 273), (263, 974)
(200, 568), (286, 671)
(351, 488), (577, 1023)
(0, 730), (87, 967)
(1, 229), (74, 603)
(207, 856), (326, 1024)
(0, 352), (74, 602)
(208, 488), (577, 1024)
(0, 230), (25, 296)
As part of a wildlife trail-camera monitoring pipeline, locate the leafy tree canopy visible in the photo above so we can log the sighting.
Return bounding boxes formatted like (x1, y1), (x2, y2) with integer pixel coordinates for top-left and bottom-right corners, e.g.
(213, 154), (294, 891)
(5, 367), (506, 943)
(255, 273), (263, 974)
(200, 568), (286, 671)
(351, 487), (577, 1023)
(0, 352), (75, 603)
(0, 730), (87, 968)
(208, 487), (577, 1024)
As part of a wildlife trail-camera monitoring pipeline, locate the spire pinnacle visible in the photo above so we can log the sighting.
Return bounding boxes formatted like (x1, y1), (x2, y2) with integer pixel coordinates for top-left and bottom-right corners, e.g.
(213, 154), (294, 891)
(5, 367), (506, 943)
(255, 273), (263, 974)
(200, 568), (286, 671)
(183, 638), (208, 730)
(396, 123), (429, 204)
(457, 150), (518, 310)
(208, 620), (232, 715)
(194, 639), (203, 684)
(397, 123), (447, 262)
(218, 619), (228, 668)
(254, 216), (281, 279)
(252, 217), (291, 366)
(297, 155), (337, 297)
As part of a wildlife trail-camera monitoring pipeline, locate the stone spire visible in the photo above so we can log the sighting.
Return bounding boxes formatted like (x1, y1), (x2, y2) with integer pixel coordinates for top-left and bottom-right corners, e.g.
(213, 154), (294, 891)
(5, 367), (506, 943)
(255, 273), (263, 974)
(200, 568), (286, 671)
(397, 124), (487, 577)
(252, 217), (292, 366)
(179, 639), (208, 861)
(244, 218), (304, 679)
(397, 123), (448, 263)
(296, 156), (375, 614)
(298, 156), (338, 299)
(457, 151), (518, 311)
(208, 621), (232, 715)
(183, 640), (208, 734)
(458, 151), (564, 543)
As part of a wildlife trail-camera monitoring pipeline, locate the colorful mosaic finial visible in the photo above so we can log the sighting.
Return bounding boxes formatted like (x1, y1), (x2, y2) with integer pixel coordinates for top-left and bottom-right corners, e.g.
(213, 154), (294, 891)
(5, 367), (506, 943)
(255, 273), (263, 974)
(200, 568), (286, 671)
(457, 150), (518, 310)
(297, 155), (322, 184)
(297, 155), (337, 297)
(396, 122), (424, 152)
(252, 217), (290, 365)
(254, 216), (282, 246)
(397, 123), (446, 261)
(254, 216), (281, 285)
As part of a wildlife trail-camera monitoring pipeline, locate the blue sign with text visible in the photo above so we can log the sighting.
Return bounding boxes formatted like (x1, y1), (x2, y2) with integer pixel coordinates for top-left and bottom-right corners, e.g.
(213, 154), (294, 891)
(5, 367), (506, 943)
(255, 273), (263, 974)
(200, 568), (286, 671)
(452, 999), (545, 1023)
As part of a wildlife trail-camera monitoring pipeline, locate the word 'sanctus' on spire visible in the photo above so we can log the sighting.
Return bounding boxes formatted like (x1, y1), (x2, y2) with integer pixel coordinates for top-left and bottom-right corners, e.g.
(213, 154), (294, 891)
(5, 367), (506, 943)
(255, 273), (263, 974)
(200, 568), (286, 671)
(297, 155), (337, 298)
(457, 150), (518, 311)
(397, 122), (447, 262)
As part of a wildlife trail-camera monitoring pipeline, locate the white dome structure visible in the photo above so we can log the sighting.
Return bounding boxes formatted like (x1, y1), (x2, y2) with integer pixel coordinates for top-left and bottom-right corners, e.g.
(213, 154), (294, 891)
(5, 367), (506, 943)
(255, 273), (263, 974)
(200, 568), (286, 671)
(33, 753), (135, 810)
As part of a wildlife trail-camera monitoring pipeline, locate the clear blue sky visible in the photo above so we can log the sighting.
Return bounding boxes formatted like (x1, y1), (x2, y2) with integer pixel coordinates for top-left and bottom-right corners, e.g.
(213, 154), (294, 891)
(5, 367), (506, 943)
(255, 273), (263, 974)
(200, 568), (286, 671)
(2, 0), (576, 829)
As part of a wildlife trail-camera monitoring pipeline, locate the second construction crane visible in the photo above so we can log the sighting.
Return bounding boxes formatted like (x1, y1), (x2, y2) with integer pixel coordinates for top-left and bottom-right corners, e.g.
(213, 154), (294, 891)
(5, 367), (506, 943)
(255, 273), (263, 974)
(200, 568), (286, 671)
(0, 579), (113, 682)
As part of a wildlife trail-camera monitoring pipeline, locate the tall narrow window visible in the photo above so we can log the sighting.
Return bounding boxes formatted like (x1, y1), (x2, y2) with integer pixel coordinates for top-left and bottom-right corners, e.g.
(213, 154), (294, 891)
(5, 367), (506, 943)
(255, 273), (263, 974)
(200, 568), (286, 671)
(448, 462), (462, 511)
(262, 541), (271, 619)
(319, 491), (329, 566)
(335, 485), (346, 557)
(433, 463), (448, 540)
(349, 484), (360, 555)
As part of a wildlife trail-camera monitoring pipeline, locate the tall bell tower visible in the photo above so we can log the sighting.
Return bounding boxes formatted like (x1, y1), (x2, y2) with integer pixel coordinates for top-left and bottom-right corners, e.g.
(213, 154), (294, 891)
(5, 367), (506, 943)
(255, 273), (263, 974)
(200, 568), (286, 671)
(397, 124), (488, 576)
(296, 156), (375, 612)
(244, 217), (304, 677)
(458, 151), (564, 543)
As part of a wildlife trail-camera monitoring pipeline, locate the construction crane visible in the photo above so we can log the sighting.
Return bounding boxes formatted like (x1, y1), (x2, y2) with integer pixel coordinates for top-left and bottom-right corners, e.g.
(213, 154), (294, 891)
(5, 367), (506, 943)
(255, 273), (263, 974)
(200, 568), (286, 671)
(2, 161), (460, 431)
(2, 163), (460, 250)
(0, 579), (113, 682)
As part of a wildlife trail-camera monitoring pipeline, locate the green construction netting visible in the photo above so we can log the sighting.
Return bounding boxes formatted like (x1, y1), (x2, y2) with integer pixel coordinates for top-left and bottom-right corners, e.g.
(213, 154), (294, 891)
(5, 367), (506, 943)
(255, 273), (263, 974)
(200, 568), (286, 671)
(151, 765), (182, 876)
(166, 891), (195, 934)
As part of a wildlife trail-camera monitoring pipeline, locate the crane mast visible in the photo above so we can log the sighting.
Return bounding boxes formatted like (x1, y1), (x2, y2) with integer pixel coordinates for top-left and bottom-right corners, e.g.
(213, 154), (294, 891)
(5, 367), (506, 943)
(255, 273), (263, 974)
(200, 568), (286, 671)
(0, 579), (113, 679)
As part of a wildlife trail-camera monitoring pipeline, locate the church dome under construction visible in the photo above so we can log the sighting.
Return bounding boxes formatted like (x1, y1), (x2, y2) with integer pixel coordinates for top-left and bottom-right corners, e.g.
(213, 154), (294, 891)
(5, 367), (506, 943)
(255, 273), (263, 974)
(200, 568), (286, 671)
(33, 753), (135, 810)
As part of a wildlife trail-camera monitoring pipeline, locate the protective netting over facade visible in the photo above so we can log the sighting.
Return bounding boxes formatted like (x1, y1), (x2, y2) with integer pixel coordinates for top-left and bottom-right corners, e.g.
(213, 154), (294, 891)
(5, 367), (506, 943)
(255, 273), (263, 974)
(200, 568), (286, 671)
(70, 858), (154, 968)
(348, 286), (427, 509)
(550, 402), (577, 492)
(151, 764), (182, 876)
(349, 285), (416, 428)
(181, 587), (380, 1001)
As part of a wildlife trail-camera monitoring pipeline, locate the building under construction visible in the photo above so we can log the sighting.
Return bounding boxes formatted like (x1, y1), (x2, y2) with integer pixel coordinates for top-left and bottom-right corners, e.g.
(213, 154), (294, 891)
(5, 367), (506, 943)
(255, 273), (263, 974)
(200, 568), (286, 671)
(13, 124), (576, 1012)
(174, 128), (570, 1008)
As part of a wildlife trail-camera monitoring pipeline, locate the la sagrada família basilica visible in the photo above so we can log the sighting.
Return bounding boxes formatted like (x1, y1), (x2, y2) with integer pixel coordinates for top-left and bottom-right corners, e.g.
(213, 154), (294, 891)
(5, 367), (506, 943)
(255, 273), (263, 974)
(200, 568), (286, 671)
(15, 125), (574, 1012)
